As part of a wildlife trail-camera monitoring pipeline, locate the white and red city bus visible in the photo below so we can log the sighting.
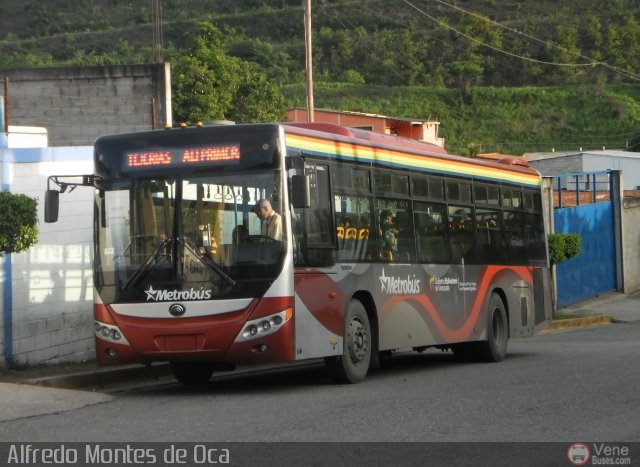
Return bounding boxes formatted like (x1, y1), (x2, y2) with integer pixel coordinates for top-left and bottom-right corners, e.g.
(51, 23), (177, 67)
(45, 122), (552, 384)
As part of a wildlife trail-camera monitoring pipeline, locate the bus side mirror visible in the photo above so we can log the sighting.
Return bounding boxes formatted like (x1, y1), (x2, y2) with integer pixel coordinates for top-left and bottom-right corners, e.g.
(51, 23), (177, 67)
(44, 190), (60, 223)
(291, 175), (311, 208)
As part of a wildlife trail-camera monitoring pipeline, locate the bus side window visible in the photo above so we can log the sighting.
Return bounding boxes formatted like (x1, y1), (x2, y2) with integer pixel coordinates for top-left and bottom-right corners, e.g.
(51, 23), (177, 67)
(448, 205), (477, 264)
(476, 208), (506, 264)
(395, 210), (415, 262)
(374, 198), (413, 262)
(334, 195), (373, 261)
(504, 211), (525, 264)
(414, 201), (449, 264)
(292, 162), (335, 267)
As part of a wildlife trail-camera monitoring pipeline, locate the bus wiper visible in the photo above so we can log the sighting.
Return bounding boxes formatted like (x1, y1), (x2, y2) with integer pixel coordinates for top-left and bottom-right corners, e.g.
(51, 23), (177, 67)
(180, 237), (236, 287)
(123, 237), (173, 290)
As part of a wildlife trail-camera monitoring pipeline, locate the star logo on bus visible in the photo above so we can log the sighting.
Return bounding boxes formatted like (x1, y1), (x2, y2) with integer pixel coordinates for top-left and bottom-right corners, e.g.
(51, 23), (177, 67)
(144, 286), (159, 301)
(379, 269), (390, 293)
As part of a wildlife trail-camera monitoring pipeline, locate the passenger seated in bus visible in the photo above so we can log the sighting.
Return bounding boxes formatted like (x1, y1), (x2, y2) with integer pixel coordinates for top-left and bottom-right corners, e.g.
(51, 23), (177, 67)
(255, 198), (283, 241)
(379, 210), (398, 260)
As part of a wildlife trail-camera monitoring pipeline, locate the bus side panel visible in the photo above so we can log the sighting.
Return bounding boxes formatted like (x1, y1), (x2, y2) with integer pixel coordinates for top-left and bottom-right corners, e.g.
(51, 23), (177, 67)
(293, 269), (345, 360)
(372, 264), (543, 350)
(374, 263), (481, 350)
(289, 263), (550, 360)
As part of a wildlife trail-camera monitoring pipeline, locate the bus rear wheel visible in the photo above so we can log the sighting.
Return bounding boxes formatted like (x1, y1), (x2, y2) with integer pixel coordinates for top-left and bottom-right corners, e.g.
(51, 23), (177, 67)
(326, 299), (371, 383)
(475, 293), (509, 362)
(170, 361), (214, 385)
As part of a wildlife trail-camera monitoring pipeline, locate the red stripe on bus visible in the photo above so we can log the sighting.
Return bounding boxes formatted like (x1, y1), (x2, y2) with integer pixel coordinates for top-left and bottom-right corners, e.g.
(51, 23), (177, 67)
(295, 271), (346, 336)
(381, 266), (533, 342)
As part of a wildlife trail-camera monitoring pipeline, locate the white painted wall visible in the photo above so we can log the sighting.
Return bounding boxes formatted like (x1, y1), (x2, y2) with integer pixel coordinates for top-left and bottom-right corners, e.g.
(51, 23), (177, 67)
(1, 148), (95, 366)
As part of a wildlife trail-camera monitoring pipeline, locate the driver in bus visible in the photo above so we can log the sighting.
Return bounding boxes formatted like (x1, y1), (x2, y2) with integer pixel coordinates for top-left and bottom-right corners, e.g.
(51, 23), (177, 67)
(255, 198), (283, 241)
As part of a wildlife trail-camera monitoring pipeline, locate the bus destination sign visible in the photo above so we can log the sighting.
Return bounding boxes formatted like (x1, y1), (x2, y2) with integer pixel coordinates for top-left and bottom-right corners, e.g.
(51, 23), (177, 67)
(123, 144), (241, 171)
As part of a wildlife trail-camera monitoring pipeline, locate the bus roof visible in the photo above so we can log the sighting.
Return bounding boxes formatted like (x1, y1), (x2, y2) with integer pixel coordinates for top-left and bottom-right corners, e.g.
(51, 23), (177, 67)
(282, 122), (541, 187)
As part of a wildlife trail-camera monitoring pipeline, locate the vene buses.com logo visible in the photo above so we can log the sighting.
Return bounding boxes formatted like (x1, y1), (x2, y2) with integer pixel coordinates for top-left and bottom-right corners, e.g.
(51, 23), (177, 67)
(567, 443), (590, 466)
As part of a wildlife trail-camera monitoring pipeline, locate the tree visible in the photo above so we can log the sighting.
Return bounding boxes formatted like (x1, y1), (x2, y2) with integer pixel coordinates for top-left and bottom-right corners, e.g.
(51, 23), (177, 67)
(548, 233), (582, 265)
(0, 192), (39, 255)
(449, 60), (483, 102)
(465, 142), (482, 158)
(229, 63), (287, 123)
(172, 22), (287, 124)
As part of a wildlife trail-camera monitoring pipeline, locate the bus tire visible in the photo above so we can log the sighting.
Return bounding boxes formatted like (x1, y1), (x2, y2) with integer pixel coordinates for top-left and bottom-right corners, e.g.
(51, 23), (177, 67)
(325, 299), (371, 383)
(170, 361), (214, 385)
(475, 293), (509, 362)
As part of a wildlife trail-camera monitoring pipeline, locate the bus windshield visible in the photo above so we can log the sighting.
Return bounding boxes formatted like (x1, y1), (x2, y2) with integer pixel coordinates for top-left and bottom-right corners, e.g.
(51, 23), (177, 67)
(95, 170), (285, 303)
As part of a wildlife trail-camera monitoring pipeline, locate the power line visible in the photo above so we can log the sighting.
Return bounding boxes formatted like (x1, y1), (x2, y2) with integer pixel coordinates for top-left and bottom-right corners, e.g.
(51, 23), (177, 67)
(402, 0), (598, 68)
(427, 0), (640, 82)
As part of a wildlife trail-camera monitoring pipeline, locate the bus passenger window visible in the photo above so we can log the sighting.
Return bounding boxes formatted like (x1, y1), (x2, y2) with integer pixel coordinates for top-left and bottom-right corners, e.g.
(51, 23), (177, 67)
(375, 199), (412, 262)
(395, 210), (415, 262)
(291, 162), (334, 267)
(504, 211), (525, 263)
(414, 201), (449, 263)
(334, 195), (373, 261)
(476, 208), (506, 264)
(448, 205), (476, 264)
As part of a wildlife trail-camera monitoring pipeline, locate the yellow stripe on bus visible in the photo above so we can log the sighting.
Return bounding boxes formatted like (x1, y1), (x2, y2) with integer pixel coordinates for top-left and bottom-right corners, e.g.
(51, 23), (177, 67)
(285, 133), (540, 187)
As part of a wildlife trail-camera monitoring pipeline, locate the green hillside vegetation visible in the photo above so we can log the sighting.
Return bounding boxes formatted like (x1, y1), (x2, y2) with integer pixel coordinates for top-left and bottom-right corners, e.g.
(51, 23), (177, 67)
(2, 0), (640, 154)
(284, 83), (640, 154)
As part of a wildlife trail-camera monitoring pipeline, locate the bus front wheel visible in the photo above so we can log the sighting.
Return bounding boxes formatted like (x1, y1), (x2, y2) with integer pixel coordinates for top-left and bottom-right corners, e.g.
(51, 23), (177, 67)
(170, 361), (214, 385)
(475, 293), (509, 362)
(325, 299), (371, 383)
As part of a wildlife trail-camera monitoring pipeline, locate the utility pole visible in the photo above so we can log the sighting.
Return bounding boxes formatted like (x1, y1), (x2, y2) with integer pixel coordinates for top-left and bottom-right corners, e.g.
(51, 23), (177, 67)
(3, 78), (9, 133)
(304, 0), (314, 122)
(152, 0), (164, 63)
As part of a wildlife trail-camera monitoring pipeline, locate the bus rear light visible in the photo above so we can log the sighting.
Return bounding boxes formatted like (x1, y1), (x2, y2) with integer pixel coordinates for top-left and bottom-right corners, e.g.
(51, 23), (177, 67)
(95, 320), (130, 346)
(235, 308), (292, 343)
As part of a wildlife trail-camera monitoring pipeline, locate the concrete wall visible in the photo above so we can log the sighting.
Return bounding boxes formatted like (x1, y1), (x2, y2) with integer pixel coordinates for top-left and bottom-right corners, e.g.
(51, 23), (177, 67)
(1, 147), (94, 367)
(529, 154), (583, 177)
(2, 64), (172, 146)
(622, 196), (640, 293)
(528, 151), (640, 191)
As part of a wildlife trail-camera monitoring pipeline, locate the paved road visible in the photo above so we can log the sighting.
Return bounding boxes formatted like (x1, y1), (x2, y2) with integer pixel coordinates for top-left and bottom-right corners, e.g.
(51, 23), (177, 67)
(1, 321), (638, 445)
(0, 383), (111, 423)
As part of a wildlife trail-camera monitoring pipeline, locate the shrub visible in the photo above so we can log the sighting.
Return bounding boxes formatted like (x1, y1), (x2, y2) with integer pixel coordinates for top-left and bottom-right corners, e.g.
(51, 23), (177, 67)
(0, 192), (39, 255)
(548, 233), (582, 265)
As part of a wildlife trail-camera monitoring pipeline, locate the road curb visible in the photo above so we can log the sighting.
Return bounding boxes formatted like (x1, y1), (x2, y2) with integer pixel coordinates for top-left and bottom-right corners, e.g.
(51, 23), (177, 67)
(544, 314), (612, 333)
(26, 363), (172, 390)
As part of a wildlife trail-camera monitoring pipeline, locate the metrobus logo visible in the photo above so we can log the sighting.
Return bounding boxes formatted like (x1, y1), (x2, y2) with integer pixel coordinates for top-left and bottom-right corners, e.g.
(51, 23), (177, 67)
(144, 286), (212, 301)
(379, 269), (421, 295)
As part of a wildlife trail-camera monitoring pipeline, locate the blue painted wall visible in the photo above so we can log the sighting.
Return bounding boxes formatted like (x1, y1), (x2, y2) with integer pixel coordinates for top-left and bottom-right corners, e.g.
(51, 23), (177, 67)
(554, 202), (615, 307)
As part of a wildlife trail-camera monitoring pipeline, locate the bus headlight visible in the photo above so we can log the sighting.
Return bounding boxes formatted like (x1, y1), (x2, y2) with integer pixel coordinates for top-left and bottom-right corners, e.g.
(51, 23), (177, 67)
(94, 321), (130, 346)
(235, 308), (292, 342)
